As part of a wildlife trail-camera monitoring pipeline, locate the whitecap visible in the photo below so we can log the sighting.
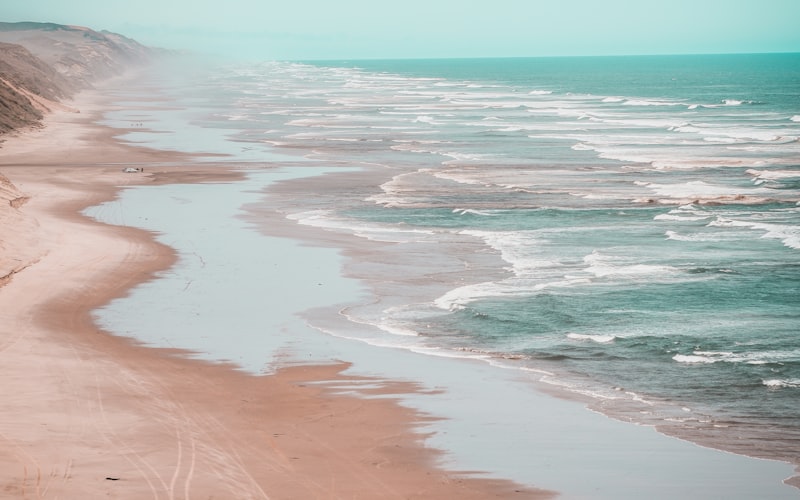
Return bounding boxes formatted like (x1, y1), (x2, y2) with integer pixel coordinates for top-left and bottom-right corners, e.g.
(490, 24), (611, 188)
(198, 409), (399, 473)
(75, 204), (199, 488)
(414, 115), (437, 124)
(567, 333), (616, 343)
(791, 115), (800, 122)
(433, 281), (504, 311)
(654, 213), (709, 222)
(664, 231), (691, 241)
(746, 168), (800, 180)
(459, 229), (561, 273)
(623, 98), (683, 107)
(582, 251), (677, 279)
(676, 350), (800, 366)
(763, 379), (800, 389)
(673, 354), (716, 364)
(571, 142), (595, 151)
(670, 124), (701, 134)
(665, 230), (696, 241)
(640, 180), (771, 200)
(441, 151), (492, 163)
(707, 217), (800, 249)
(452, 208), (497, 216)
(702, 136), (742, 144)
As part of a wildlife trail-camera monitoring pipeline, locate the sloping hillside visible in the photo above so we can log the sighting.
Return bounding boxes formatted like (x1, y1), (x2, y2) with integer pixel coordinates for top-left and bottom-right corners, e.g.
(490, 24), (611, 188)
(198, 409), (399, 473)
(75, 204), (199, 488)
(0, 42), (73, 133)
(0, 22), (151, 87)
(0, 22), (153, 284)
(0, 22), (152, 136)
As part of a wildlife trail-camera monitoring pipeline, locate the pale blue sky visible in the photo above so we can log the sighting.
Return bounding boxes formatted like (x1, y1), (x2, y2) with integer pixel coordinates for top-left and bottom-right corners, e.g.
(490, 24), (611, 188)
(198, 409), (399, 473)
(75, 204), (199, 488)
(3, 0), (800, 59)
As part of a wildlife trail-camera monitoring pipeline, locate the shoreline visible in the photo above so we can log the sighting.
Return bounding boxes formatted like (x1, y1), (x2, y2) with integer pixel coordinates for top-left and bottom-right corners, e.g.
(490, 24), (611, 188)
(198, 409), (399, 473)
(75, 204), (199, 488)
(0, 86), (551, 497)
(2, 66), (797, 498)
(242, 145), (800, 489)
(236, 163), (800, 495)
(87, 160), (800, 498)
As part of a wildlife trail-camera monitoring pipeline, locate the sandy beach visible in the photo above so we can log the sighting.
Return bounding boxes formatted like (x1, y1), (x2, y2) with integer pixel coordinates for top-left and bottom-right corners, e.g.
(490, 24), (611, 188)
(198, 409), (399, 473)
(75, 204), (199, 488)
(2, 67), (799, 500)
(0, 91), (551, 498)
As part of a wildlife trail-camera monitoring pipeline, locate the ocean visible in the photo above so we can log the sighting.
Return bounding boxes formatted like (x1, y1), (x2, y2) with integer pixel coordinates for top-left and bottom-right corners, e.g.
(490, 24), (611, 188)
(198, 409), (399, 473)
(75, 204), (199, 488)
(95, 53), (800, 478)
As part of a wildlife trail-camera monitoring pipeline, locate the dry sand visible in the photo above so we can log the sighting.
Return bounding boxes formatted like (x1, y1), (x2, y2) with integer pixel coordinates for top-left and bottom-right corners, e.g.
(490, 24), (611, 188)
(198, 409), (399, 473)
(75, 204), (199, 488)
(0, 94), (553, 498)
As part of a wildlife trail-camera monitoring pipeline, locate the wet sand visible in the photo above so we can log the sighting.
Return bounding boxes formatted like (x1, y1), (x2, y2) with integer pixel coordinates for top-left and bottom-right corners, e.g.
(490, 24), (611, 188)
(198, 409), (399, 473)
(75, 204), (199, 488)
(3, 72), (798, 500)
(0, 91), (551, 498)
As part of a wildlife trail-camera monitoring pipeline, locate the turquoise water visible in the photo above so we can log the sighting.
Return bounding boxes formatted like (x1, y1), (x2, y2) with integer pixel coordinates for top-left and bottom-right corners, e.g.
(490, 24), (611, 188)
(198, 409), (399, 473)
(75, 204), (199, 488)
(113, 54), (800, 467)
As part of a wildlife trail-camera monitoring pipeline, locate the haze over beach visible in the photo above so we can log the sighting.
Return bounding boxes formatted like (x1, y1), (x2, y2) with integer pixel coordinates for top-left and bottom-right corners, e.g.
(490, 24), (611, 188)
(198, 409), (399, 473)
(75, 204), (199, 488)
(3, 0), (800, 60)
(1, 1), (799, 498)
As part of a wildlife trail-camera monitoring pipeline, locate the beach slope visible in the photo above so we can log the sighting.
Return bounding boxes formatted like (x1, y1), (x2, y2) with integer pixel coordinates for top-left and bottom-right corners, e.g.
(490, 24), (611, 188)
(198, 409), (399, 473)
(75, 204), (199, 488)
(0, 63), (550, 499)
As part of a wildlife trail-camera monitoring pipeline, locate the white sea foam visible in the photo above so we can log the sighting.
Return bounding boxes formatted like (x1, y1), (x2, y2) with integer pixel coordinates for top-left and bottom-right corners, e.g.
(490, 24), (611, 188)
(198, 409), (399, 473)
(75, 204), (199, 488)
(537, 375), (652, 403)
(567, 333), (616, 343)
(623, 98), (683, 107)
(441, 151), (493, 163)
(376, 322), (420, 337)
(791, 115), (800, 122)
(433, 281), (507, 310)
(452, 208), (497, 216)
(708, 217), (800, 249)
(763, 379), (800, 388)
(703, 136), (743, 144)
(664, 230), (734, 243)
(665, 230), (706, 242)
(431, 170), (487, 186)
(582, 251), (677, 279)
(672, 354), (716, 364)
(433, 276), (591, 311)
(639, 180), (768, 200)
(669, 121), (798, 143)
(414, 115), (438, 124)
(654, 211), (710, 222)
(670, 124), (701, 134)
(529, 90), (553, 95)
(593, 116), (691, 130)
(675, 350), (800, 365)
(746, 168), (800, 180)
(287, 209), (436, 243)
(368, 170), (439, 206)
(460, 229), (559, 274)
